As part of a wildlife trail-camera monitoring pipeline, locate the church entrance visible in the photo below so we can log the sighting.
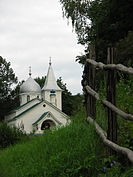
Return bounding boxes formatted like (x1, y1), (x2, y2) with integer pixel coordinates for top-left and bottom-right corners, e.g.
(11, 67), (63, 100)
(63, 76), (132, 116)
(41, 120), (56, 130)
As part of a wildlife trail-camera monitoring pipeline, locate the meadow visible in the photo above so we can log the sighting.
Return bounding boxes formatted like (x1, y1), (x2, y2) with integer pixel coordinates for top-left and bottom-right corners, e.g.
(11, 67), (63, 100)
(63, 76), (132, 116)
(0, 77), (133, 177)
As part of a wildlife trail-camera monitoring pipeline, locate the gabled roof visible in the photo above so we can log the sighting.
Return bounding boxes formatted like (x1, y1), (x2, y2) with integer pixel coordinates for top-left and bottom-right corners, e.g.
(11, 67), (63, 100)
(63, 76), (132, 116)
(32, 112), (49, 125)
(42, 62), (62, 91)
(32, 111), (62, 126)
(43, 99), (69, 119)
(8, 100), (43, 122)
(9, 98), (40, 113)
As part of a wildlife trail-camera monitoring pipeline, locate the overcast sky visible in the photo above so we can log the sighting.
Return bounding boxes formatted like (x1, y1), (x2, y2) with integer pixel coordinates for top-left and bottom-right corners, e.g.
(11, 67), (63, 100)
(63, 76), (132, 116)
(0, 0), (84, 95)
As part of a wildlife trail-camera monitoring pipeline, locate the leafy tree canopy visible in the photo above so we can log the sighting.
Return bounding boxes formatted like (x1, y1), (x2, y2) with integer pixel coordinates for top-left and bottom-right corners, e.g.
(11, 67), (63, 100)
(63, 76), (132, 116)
(60, 0), (133, 64)
(0, 56), (18, 120)
(35, 76), (46, 89)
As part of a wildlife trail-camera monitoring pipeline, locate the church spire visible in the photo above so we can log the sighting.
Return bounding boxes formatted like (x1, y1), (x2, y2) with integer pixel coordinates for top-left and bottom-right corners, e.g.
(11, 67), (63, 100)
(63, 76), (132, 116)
(42, 60), (62, 91)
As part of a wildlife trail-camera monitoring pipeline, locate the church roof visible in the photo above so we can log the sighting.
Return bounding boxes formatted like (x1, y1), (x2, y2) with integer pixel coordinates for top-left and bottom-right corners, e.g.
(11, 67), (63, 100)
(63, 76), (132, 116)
(42, 62), (62, 91)
(8, 100), (43, 122)
(7, 98), (69, 123)
(32, 111), (62, 126)
(20, 76), (41, 94)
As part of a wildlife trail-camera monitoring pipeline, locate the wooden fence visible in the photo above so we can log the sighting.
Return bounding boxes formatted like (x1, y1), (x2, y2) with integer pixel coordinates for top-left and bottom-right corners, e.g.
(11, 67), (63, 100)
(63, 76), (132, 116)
(82, 45), (133, 164)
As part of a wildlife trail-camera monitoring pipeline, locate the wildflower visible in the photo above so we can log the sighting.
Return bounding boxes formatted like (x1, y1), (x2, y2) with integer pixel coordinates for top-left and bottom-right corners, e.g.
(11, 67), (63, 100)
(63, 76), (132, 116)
(110, 162), (113, 167)
(113, 161), (116, 165)
(104, 166), (106, 171)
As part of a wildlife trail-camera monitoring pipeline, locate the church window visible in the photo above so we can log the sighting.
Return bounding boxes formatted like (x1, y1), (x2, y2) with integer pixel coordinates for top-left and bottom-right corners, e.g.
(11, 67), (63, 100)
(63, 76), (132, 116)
(43, 104), (46, 107)
(27, 95), (30, 102)
(37, 95), (39, 99)
(41, 120), (56, 130)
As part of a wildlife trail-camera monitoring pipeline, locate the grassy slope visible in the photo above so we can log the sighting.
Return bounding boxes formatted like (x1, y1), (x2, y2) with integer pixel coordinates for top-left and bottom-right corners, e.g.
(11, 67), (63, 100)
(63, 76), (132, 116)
(0, 119), (133, 177)
(0, 121), (105, 177)
(0, 78), (133, 177)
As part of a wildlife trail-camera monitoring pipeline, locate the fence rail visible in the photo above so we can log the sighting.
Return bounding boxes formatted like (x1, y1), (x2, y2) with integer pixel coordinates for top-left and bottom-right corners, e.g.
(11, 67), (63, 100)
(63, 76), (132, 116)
(86, 59), (133, 74)
(82, 46), (133, 164)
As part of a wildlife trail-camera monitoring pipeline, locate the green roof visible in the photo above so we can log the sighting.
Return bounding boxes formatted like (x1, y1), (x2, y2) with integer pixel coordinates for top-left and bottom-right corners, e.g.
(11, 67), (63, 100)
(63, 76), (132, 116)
(9, 98), (41, 113)
(8, 100), (43, 122)
(44, 99), (69, 119)
(32, 112), (49, 125)
(32, 111), (62, 126)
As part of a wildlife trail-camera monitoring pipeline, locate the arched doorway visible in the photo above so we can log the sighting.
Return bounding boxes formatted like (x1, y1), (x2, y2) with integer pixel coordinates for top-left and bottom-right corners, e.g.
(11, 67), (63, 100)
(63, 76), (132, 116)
(41, 120), (56, 130)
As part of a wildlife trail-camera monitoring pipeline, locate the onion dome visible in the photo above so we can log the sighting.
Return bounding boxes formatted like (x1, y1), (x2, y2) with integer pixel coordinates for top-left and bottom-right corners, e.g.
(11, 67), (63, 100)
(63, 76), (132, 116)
(20, 67), (41, 94)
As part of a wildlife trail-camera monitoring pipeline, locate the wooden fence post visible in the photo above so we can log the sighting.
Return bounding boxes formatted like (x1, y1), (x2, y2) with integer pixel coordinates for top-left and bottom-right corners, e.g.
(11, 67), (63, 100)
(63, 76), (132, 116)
(89, 45), (96, 119)
(82, 45), (96, 119)
(107, 48), (117, 153)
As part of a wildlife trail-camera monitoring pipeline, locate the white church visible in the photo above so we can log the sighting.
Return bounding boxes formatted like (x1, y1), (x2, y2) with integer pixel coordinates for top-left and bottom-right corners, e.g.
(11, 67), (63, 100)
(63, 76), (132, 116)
(5, 60), (69, 134)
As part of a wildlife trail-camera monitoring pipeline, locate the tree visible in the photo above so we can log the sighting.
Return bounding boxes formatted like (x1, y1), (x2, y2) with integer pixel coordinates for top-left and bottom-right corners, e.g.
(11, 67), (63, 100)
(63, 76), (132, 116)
(35, 76), (46, 88)
(57, 77), (73, 115)
(116, 31), (133, 67)
(0, 56), (18, 121)
(60, 0), (133, 64)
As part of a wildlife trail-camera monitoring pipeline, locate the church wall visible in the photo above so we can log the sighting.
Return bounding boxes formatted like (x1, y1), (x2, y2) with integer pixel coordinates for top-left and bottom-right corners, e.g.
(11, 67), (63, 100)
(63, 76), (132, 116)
(36, 116), (58, 133)
(5, 99), (40, 122)
(10, 101), (68, 134)
(42, 101), (67, 125)
(5, 112), (16, 121)
(20, 93), (41, 105)
(42, 90), (62, 110)
(55, 91), (62, 110)
(20, 94), (27, 105)
(15, 99), (40, 117)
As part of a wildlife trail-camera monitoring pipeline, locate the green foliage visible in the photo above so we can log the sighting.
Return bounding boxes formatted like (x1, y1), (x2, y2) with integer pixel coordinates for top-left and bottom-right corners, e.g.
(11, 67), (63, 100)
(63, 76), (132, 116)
(0, 113), (132, 176)
(0, 122), (26, 149)
(60, 0), (133, 65)
(57, 77), (84, 116)
(0, 56), (18, 121)
(116, 75), (133, 150)
(116, 31), (133, 67)
(122, 168), (133, 177)
(0, 121), (105, 177)
(35, 76), (46, 88)
(95, 75), (133, 151)
(57, 77), (73, 115)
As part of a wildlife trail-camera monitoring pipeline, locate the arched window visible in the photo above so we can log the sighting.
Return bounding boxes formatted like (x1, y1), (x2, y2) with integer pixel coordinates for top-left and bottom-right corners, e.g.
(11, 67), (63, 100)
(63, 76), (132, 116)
(41, 120), (56, 130)
(37, 95), (39, 99)
(27, 95), (30, 102)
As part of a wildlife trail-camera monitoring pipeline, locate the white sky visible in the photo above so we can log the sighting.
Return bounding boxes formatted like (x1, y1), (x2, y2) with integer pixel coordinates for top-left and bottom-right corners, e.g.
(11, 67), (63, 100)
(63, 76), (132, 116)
(0, 0), (84, 95)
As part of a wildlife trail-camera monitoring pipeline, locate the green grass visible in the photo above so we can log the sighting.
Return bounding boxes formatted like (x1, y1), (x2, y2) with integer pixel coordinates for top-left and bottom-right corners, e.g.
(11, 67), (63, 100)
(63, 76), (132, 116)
(0, 77), (133, 177)
(0, 119), (132, 177)
(0, 121), (104, 177)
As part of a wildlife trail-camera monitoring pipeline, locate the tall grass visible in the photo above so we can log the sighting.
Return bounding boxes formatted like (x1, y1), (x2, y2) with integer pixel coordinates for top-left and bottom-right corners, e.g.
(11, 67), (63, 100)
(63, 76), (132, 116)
(0, 115), (133, 176)
(0, 76), (133, 177)
(0, 120), (105, 177)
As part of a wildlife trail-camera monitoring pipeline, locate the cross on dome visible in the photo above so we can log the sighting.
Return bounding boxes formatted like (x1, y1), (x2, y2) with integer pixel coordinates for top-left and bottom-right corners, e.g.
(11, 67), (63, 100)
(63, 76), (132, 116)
(29, 66), (32, 76)
(49, 57), (52, 66)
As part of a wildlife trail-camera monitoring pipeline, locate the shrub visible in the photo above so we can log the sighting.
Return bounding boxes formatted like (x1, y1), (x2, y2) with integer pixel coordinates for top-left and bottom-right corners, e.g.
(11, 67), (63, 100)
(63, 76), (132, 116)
(0, 121), (26, 148)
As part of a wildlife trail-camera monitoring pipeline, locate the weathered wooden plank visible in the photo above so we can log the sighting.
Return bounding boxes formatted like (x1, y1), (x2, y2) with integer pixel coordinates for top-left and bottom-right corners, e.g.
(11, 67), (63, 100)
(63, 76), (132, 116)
(86, 59), (104, 70)
(85, 85), (133, 121)
(107, 47), (117, 152)
(86, 59), (133, 74)
(89, 45), (96, 119)
(86, 116), (133, 164)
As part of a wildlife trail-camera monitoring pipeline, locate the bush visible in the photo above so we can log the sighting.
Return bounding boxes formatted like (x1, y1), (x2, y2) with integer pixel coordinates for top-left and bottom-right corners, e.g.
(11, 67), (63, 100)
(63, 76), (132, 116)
(0, 122), (26, 149)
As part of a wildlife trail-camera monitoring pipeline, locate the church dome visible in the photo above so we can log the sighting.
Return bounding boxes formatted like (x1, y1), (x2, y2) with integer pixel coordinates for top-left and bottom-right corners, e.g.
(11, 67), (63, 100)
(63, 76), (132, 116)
(20, 77), (41, 94)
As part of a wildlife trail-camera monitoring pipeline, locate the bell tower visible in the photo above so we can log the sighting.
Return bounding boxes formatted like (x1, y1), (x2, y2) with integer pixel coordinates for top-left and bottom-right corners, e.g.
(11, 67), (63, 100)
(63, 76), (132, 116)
(42, 59), (62, 110)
